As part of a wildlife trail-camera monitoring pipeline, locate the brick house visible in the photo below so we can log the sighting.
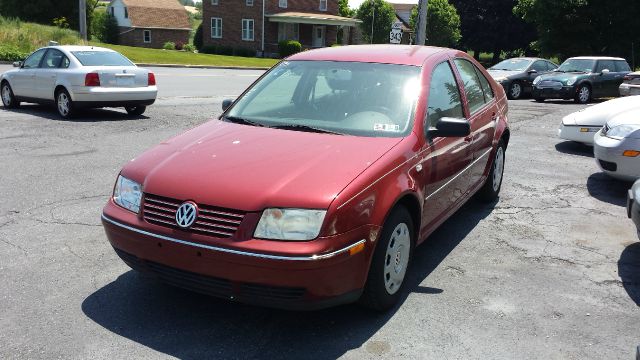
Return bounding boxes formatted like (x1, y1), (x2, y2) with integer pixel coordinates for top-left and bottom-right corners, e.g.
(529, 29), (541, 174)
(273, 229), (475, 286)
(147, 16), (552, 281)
(108, 0), (191, 49)
(202, 0), (360, 56)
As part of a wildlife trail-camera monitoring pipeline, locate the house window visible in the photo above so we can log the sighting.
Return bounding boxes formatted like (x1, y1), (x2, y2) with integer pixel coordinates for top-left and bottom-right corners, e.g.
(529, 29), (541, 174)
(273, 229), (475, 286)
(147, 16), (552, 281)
(319, 0), (327, 11)
(242, 19), (254, 41)
(246, 0), (253, 5)
(211, 17), (222, 38)
(278, 23), (299, 41)
(124, 7), (128, 18)
(211, 0), (218, 4)
(279, 0), (287, 8)
(143, 30), (151, 43)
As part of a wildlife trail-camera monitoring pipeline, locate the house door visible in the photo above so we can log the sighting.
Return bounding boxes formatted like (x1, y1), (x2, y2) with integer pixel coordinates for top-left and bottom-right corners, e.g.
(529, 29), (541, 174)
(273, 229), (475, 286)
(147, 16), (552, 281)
(312, 26), (325, 47)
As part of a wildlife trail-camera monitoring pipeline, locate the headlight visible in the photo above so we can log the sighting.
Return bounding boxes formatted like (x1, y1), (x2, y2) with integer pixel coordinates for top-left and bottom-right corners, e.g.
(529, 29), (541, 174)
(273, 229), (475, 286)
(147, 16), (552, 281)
(566, 77), (577, 86)
(605, 124), (640, 140)
(533, 76), (542, 85)
(254, 208), (326, 241)
(113, 175), (142, 213)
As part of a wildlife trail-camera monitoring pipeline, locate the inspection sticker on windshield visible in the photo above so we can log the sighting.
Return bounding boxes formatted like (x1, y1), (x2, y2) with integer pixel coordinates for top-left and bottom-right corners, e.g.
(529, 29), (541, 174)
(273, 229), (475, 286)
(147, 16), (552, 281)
(374, 124), (400, 132)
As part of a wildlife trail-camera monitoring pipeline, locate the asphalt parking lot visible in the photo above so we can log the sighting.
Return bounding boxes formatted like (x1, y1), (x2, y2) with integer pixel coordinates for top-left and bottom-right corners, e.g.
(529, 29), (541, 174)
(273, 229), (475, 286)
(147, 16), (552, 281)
(1, 65), (639, 359)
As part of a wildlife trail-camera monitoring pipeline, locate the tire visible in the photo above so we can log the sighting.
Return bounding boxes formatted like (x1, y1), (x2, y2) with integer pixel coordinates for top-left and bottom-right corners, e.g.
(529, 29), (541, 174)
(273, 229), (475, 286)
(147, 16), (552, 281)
(125, 105), (146, 116)
(534, 97), (545, 102)
(1, 81), (20, 109)
(56, 89), (75, 119)
(477, 139), (506, 202)
(360, 206), (414, 311)
(507, 81), (523, 100)
(575, 84), (591, 104)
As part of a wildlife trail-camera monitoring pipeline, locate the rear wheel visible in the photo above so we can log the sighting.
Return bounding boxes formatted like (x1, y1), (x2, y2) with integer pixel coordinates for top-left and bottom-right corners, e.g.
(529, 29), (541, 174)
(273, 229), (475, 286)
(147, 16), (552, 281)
(507, 81), (523, 100)
(125, 105), (146, 116)
(360, 206), (414, 311)
(1, 81), (19, 109)
(56, 89), (75, 119)
(575, 84), (591, 104)
(477, 139), (506, 202)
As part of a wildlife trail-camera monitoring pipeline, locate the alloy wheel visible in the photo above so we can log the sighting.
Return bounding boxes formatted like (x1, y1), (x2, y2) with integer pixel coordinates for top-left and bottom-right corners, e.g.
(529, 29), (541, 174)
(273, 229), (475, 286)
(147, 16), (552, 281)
(578, 87), (590, 103)
(57, 92), (70, 116)
(1, 85), (11, 106)
(510, 83), (522, 99)
(383, 222), (411, 295)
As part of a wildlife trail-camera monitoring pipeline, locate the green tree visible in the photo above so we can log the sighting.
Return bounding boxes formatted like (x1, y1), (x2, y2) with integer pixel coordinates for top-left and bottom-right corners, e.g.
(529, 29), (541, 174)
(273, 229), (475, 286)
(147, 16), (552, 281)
(338, 0), (354, 17)
(356, 0), (396, 44)
(409, 0), (461, 48)
(515, 0), (640, 63)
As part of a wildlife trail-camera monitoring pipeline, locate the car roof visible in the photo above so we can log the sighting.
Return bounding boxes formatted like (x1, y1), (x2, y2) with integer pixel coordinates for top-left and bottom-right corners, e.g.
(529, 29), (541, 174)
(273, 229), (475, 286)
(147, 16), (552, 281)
(287, 45), (453, 66)
(47, 45), (116, 52)
(568, 56), (626, 61)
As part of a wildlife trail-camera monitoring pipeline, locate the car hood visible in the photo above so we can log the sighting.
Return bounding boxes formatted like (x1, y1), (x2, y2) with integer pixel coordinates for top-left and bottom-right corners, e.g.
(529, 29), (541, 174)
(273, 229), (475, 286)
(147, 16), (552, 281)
(121, 120), (403, 211)
(538, 71), (587, 82)
(606, 108), (640, 129)
(562, 95), (640, 126)
(487, 70), (521, 79)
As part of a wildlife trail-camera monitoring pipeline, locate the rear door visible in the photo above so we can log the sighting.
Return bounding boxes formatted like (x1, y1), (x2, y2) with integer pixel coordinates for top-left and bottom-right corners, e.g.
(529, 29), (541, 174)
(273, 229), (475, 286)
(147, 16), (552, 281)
(453, 58), (498, 191)
(594, 60), (618, 97)
(35, 49), (70, 100)
(11, 48), (46, 97)
(419, 60), (473, 235)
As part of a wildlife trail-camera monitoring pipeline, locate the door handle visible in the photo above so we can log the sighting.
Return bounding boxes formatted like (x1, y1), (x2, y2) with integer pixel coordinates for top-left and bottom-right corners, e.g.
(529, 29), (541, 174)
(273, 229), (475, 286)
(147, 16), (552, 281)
(491, 112), (497, 121)
(464, 135), (473, 143)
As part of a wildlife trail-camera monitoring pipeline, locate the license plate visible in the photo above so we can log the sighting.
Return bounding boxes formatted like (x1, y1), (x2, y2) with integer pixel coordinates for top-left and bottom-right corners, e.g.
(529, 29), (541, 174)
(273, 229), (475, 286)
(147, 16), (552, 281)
(116, 76), (135, 87)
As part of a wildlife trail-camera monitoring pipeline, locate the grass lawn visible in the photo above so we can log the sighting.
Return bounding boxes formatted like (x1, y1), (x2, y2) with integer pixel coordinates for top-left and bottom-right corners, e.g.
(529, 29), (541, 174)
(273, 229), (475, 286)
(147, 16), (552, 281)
(91, 42), (278, 68)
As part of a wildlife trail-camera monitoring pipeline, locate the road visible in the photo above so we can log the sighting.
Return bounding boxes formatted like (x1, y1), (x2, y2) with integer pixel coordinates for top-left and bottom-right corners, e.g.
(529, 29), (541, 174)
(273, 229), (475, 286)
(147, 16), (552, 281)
(0, 66), (639, 359)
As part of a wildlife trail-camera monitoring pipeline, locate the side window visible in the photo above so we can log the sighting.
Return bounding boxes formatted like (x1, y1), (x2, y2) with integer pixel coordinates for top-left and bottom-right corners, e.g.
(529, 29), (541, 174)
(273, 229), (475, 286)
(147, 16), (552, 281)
(474, 66), (494, 102)
(42, 49), (65, 69)
(454, 58), (486, 113)
(22, 49), (47, 69)
(596, 60), (615, 73)
(426, 61), (464, 132)
(615, 61), (631, 72)
(546, 61), (557, 71)
(530, 61), (547, 72)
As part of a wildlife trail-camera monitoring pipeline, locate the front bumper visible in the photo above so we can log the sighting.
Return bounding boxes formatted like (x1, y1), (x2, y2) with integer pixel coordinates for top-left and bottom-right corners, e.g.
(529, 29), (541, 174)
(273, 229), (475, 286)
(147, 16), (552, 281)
(532, 85), (576, 99)
(558, 123), (599, 145)
(593, 131), (640, 181)
(619, 83), (640, 97)
(101, 201), (377, 310)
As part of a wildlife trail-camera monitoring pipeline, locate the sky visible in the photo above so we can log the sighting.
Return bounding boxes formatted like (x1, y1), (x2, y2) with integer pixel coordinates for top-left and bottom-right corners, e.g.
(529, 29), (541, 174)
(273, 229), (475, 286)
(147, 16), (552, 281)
(348, 0), (418, 9)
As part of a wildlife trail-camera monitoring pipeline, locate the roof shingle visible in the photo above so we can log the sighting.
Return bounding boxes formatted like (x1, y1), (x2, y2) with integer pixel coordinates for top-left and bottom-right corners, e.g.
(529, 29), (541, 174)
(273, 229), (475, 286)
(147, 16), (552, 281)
(121, 0), (190, 30)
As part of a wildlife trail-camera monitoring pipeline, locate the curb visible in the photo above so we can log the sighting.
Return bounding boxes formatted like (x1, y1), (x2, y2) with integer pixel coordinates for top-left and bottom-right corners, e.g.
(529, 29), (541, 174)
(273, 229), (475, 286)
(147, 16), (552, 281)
(135, 63), (270, 70)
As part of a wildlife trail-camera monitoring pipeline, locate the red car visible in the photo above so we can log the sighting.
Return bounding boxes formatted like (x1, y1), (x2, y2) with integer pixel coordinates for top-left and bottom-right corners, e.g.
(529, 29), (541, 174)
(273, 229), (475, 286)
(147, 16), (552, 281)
(102, 45), (509, 310)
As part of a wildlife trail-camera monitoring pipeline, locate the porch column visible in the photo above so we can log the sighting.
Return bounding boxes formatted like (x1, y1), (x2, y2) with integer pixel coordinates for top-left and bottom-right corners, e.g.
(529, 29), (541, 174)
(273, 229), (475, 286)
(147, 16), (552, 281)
(342, 26), (350, 45)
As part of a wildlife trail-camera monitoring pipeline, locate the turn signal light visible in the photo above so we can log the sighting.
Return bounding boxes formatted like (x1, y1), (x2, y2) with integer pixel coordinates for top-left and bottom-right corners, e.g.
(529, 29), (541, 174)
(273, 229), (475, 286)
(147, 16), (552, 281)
(84, 73), (100, 86)
(349, 242), (365, 256)
(148, 72), (156, 86)
(623, 150), (640, 157)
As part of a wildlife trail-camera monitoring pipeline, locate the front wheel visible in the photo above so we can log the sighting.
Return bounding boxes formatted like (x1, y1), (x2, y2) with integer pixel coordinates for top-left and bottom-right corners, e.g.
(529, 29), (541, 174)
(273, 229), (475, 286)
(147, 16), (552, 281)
(360, 206), (414, 311)
(56, 89), (75, 119)
(507, 81), (523, 100)
(125, 105), (146, 116)
(575, 84), (591, 104)
(1, 82), (19, 109)
(477, 139), (506, 202)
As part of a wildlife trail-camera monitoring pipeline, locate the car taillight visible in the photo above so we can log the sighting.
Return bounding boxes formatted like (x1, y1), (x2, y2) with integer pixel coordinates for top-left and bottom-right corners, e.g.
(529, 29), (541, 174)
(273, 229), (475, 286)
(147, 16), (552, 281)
(148, 72), (156, 86)
(624, 74), (639, 81)
(84, 73), (100, 86)
(624, 75), (631, 81)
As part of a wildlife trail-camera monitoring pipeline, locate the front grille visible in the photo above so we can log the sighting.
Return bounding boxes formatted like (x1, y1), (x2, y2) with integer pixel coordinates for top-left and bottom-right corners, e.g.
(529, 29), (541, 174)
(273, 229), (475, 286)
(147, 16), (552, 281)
(599, 159), (617, 171)
(113, 248), (306, 302)
(537, 80), (563, 89)
(143, 193), (245, 238)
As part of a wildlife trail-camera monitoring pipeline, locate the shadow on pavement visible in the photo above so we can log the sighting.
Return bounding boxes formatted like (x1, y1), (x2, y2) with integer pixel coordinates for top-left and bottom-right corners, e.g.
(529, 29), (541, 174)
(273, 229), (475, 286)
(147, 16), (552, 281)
(618, 242), (640, 306)
(555, 141), (594, 158)
(82, 200), (495, 359)
(587, 172), (632, 207)
(4, 104), (147, 122)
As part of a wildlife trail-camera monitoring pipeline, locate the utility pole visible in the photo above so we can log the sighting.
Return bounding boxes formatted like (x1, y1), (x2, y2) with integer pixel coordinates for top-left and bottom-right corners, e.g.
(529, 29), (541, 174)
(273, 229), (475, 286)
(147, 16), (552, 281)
(370, 0), (375, 44)
(79, 0), (87, 42)
(416, 0), (428, 46)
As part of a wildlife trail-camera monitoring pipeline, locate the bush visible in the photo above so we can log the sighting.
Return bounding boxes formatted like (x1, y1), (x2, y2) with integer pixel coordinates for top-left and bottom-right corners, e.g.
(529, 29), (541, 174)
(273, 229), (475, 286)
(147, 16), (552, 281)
(175, 41), (184, 50)
(163, 42), (176, 50)
(193, 23), (203, 51)
(234, 47), (255, 57)
(217, 45), (233, 56)
(278, 40), (302, 58)
(92, 12), (119, 44)
(183, 43), (195, 52)
(0, 45), (28, 61)
(200, 44), (217, 54)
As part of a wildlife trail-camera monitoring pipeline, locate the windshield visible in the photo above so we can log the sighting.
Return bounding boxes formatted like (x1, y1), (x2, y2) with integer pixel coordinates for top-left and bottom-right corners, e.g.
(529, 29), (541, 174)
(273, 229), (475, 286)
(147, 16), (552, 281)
(71, 51), (134, 66)
(557, 59), (595, 73)
(226, 60), (421, 137)
(490, 58), (533, 71)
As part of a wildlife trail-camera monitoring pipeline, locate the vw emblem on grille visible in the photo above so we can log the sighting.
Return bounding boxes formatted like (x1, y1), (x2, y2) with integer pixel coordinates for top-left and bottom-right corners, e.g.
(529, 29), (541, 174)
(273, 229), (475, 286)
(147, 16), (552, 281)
(176, 202), (197, 228)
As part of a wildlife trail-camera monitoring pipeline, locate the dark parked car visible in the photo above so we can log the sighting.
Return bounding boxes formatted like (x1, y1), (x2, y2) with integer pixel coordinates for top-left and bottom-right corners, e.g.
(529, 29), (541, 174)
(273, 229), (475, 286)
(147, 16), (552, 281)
(488, 57), (558, 99)
(532, 56), (631, 104)
(101, 45), (510, 311)
(628, 179), (640, 239)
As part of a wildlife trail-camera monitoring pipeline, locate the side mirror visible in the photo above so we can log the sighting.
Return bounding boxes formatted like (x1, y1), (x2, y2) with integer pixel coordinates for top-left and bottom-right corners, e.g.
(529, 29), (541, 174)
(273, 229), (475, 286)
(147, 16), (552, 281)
(428, 117), (471, 138)
(601, 69), (610, 75)
(528, 69), (538, 74)
(222, 98), (234, 111)
(12, 61), (21, 68)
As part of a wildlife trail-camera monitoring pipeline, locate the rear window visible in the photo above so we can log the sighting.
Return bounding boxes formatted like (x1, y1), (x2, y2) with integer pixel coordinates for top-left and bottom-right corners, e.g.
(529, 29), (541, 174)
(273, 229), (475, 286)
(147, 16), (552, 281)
(71, 51), (133, 66)
(615, 60), (631, 72)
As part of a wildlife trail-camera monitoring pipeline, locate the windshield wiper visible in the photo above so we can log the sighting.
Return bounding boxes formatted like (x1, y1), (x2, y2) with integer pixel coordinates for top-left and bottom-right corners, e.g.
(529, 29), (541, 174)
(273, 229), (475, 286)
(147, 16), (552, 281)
(270, 124), (344, 135)
(224, 116), (267, 127)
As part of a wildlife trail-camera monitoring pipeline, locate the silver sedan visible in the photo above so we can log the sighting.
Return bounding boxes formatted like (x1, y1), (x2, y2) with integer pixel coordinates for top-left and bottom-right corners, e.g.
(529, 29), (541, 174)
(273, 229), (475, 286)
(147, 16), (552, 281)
(0, 45), (157, 118)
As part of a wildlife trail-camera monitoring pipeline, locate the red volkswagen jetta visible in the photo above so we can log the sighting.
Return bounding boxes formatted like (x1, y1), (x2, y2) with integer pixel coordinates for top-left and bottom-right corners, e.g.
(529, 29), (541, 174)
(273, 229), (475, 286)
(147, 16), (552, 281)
(102, 45), (509, 310)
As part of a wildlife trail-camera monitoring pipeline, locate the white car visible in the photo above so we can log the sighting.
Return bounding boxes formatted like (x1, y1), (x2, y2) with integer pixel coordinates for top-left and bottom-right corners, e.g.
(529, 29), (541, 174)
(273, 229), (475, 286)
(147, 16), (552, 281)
(558, 95), (640, 145)
(594, 109), (640, 181)
(0, 45), (157, 118)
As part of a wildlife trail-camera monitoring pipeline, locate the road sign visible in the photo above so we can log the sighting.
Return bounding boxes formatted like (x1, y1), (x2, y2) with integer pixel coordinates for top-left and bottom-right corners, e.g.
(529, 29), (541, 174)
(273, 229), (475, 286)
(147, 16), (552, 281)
(390, 22), (403, 44)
